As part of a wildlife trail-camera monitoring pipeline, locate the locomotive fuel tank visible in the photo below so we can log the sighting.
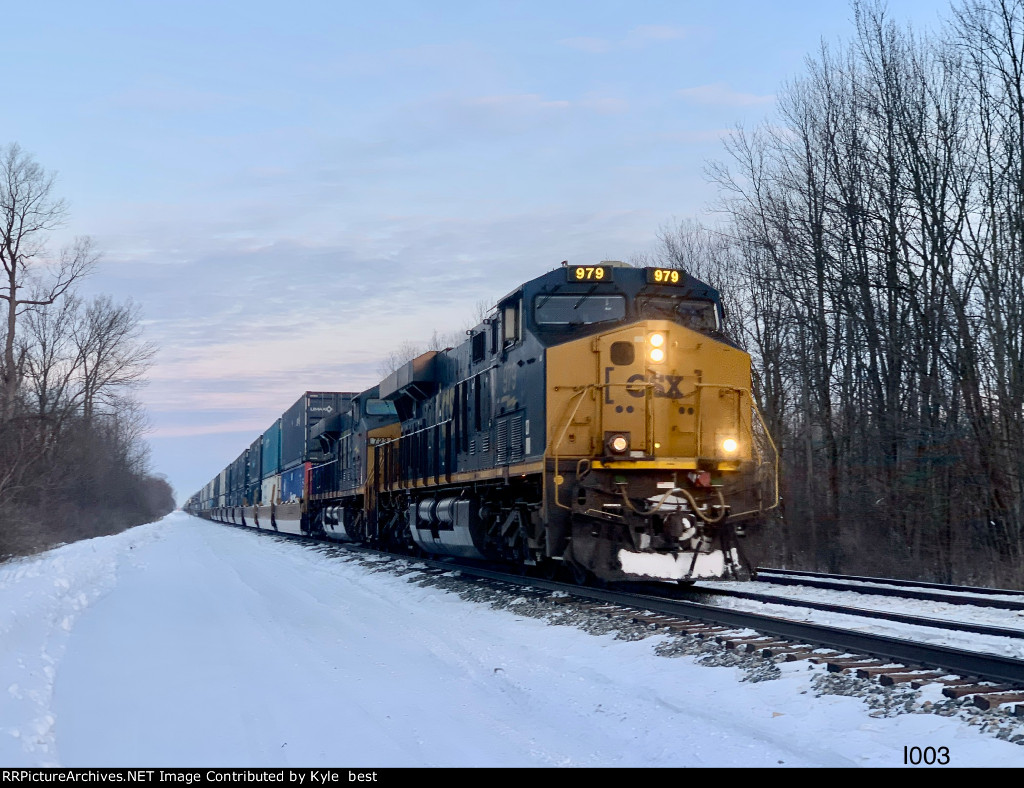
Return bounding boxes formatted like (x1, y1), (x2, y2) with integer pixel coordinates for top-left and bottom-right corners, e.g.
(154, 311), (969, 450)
(408, 496), (488, 559)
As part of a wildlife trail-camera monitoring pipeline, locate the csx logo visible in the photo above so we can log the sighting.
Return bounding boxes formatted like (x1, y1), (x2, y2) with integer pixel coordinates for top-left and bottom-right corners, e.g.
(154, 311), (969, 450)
(605, 368), (684, 400)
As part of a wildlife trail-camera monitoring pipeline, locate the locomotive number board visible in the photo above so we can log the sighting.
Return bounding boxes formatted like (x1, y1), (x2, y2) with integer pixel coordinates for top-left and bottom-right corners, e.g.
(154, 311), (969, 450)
(566, 265), (613, 282)
(646, 267), (683, 285)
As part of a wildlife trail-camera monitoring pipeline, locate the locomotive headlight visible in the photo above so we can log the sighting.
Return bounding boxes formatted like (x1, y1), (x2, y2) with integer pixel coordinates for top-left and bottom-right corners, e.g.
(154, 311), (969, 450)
(606, 432), (630, 454)
(722, 438), (738, 454)
(648, 333), (666, 363)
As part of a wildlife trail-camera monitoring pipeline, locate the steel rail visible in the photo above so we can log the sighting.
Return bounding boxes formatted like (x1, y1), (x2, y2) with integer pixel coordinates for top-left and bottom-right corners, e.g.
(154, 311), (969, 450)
(756, 567), (1024, 598)
(681, 585), (1024, 640)
(439, 564), (1024, 687)
(753, 571), (1024, 611)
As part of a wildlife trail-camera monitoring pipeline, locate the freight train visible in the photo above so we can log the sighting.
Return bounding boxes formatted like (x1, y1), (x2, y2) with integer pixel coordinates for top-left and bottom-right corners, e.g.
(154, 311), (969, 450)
(186, 262), (778, 584)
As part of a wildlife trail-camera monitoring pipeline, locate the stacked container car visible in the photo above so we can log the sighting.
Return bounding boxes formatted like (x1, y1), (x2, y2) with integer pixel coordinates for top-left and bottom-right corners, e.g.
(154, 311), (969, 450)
(307, 386), (400, 541)
(245, 436), (262, 519)
(259, 417), (282, 525)
(191, 393), (354, 535)
(271, 392), (356, 534)
(225, 449), (248, 524)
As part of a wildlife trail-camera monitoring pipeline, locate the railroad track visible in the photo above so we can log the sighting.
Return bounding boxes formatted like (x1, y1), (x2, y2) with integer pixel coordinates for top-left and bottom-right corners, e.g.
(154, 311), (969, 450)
(754, 567), (1024, 611)
(441, 562), (1024, 713)
(675, 583), (1024, 640)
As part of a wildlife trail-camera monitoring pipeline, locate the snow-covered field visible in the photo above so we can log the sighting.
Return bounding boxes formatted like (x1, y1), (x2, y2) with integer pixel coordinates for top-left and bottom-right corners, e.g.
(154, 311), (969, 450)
(1, 511), (1021, 768)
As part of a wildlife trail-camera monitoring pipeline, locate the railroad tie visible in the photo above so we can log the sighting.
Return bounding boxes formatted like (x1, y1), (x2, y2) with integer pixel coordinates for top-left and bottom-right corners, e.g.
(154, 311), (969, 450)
(775, 648), (838, 662)
(643, 620), (733, 637)
(806, 652), (861, 663)
(683, 625), (736, 639)
(629, 613), (669, 625)
(941, 683), (1018, 700)
(826, 658), (887, 673)
(731, 639), (798, 654)
(854, 664), (912, 680)
(912, 676), (975, 690)
(716, 635), (774, 648)
(756, 644), (806, 658)
(877, 670), (948, 687)
(659, 621), (714, 634)
(724, 638), (803, 654)
(972, 691), (1024, 711)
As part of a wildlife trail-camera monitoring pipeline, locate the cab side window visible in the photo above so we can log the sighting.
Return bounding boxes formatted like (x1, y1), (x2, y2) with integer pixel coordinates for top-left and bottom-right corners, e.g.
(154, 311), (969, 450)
(501, 296), (521, 347)
(472, 331), (486, 363)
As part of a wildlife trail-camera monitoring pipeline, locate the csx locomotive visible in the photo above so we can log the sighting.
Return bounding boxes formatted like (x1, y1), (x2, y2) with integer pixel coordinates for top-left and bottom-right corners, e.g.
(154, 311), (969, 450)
(186, 262), (777, 583)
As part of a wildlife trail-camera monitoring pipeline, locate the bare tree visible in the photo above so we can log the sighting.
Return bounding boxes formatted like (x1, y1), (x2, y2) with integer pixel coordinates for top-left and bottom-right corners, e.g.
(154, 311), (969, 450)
(72, 296), (157, 423)
(693, 0), (1024, 584)
(377, 299), (494, 377)
(0, 143), (96, 420)
(21, 292), (83, 452)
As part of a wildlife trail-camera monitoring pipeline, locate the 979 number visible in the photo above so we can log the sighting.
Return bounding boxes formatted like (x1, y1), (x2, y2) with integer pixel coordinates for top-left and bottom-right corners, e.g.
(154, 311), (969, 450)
(903, 746), (949, 765)
(573, 266), (606, 281)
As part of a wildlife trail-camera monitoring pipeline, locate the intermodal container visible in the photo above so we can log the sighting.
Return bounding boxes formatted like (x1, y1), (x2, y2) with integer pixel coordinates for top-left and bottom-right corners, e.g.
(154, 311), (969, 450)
(229, 450), (247, 498)
(280, 463), (308, 503)
(261, 474), (281, 506)
(280, 392), (356, 470)
(261, 418), (282, 477)
(246, 436), (262, 504)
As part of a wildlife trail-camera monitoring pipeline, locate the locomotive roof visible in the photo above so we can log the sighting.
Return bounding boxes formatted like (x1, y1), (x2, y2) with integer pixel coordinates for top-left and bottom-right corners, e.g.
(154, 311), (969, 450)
(501, 262), (723, 306)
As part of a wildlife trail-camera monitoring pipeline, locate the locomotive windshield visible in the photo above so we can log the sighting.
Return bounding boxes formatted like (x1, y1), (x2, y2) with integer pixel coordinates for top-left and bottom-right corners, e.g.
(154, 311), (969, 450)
(534, 294), (626, 326)
(364, 399), (398, 416)
(638, 296), (720, 332)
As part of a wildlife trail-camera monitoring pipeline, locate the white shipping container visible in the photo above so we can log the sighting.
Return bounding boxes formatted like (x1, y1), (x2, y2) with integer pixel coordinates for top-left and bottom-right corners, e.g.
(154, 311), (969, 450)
(261, 474), (281, 505)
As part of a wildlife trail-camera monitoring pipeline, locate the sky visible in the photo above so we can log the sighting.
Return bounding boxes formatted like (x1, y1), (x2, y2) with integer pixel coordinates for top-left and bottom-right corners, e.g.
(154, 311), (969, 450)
(2, 0), (948, 503)
(2, 511), (1023, 768)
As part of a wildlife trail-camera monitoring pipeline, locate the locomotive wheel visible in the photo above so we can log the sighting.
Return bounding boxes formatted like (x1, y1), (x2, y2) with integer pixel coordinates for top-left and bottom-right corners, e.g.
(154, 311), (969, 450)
(568, 561), (591, 586)
(536, 558), (560, 581)
(512, 529), (532, 575)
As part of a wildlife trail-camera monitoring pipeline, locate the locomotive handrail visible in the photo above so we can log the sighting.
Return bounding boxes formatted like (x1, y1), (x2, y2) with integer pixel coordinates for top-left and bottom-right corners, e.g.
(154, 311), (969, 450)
(547, 381), (779, 518)
(691, 382), (780, 518)
(748, 392), (781, 514)
(548, 381), (657, 510)
(549, 384), (595, 510)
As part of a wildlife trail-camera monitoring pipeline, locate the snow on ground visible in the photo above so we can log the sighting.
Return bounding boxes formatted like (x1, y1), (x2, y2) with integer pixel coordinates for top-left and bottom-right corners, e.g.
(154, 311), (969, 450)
(1, 511), (1022, 768)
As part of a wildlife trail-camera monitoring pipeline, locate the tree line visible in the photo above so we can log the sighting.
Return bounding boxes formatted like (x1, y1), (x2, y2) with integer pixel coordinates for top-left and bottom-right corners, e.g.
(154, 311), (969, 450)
(649, 0), (1024, 586)
(0, 143), (174, 560)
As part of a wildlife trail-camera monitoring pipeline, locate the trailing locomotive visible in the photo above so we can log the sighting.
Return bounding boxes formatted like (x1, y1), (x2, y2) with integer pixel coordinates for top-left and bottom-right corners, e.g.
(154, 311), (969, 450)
(186, 262), (777, 584)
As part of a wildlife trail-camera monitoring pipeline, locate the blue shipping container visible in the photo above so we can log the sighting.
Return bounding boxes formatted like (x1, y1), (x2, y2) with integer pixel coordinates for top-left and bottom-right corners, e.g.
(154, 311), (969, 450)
(261, 418), (282, 477)
(280, 464), (305, 503)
